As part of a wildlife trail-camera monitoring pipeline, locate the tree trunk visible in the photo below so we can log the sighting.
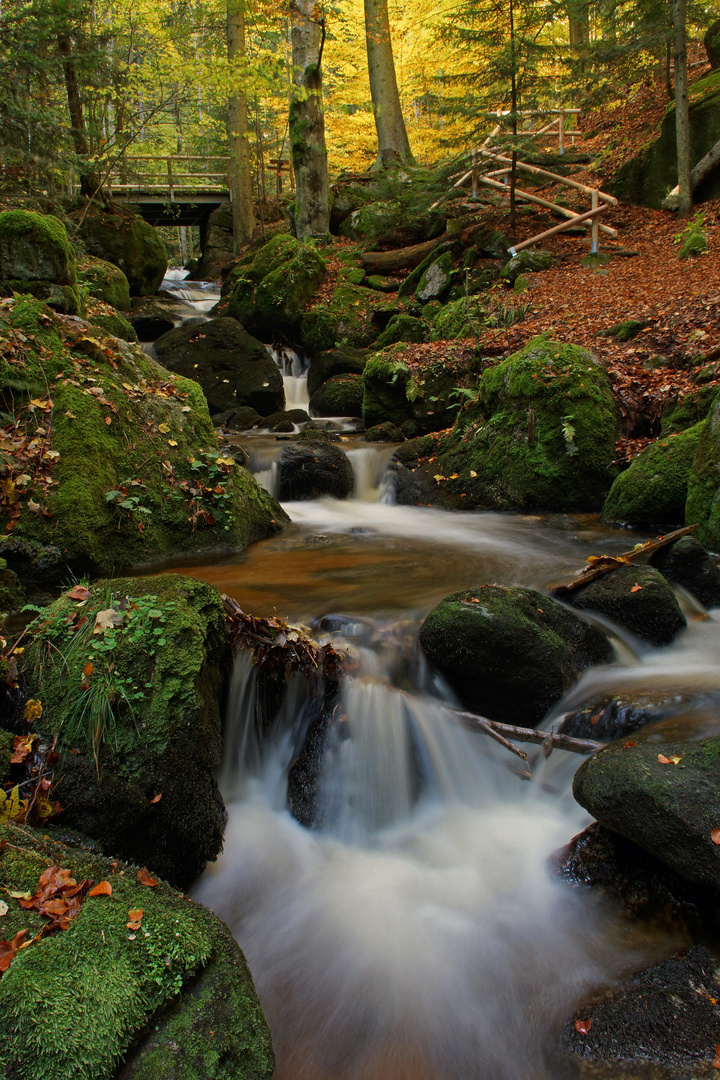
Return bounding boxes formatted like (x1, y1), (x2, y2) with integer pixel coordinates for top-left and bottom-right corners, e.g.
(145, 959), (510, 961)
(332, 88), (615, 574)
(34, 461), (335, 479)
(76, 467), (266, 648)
(364, 0), (413, 169)
(289, 0), (330, 239)
(227, 0), (255, 251)
(663, 134), (720, 208)
(673, 0), (692, 216)
(567, 0), (590, 51)
(58, 30), (95, 196)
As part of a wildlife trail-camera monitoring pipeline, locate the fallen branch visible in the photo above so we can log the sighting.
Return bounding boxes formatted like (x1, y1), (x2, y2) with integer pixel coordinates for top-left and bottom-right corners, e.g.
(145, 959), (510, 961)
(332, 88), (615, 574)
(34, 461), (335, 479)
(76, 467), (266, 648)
(549, 523), (699, 595)
(456, 710), (604, 755)
(663, 135), (720, 210)
(361, 235), (447, 274)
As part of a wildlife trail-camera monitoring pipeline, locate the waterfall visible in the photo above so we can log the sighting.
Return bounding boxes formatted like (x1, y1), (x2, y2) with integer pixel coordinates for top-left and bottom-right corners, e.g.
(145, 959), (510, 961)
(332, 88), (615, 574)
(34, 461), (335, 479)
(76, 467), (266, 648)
(267, 345), (310, 411)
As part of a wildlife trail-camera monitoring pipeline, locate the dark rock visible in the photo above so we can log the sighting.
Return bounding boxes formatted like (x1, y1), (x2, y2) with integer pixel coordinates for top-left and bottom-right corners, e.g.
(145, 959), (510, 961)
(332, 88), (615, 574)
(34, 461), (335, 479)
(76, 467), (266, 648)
(213, 405), (262, 430)
(560, 947), (720, 1075)
(564, 565), (686, 646)
(309, 373), (363, 417)
(287, 697), (340, 827)
(686, 390), (720, 551)
(0, 558), (24, 614)
(128, 299), (176, 341)
(258, 408), (310, 428)
(78, 209), (168, 297)
(198, 201), (235, 280)
(277, 441), (354, 500)
(706, 17), (720, 67)
(307, 347), (368, 398)
(650, 535), (720, 608)
(365, 422), (405, 442)
(559, 693), (680, 741)
(154, 318), (284, 417)
(228, 238), (325, 340)
(418, 585), (612, 726)
(374, 313), (426, 349)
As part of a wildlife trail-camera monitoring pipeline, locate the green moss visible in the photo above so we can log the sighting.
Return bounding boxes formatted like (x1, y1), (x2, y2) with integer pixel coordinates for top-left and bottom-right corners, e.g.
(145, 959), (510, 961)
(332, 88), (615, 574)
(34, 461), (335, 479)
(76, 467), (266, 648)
(374, 313), (426, 349)
(431, 296), (488, 340)
(346, 267), (366, 285)
(661, 385), (720, 434)
(301, 281), (394, 353)
(88, 310), (138, 342)
(602, 422), (705, 527)
(0, 820), (274, 1080)
(309, 373), (363, 417)
(79, 257), (131, 310)
(229, 242), (325, 339)
(361, 349), (412, 428)
(0, 297), (285, 581)
(79, 211), (168, 298)
(686, 392), (720, 549)
(603, 319), (647, 342)
(0, 557), (24, 612)
(0, 727), (12, 780)
(247, 234), (299, 283)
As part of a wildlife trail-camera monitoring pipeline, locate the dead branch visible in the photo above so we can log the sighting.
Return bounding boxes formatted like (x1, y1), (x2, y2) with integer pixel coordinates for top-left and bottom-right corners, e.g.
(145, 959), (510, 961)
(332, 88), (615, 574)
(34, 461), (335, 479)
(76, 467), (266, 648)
(361, 235), (447, 274)
(455, 710), (604, 755)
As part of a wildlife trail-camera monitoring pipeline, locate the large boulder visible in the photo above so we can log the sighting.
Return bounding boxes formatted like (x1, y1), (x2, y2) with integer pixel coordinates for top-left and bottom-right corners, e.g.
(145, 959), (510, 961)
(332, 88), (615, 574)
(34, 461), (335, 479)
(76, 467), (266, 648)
(154, 318), (284, 417)
(0, 296), (286, 584)
(686, 391), (720, 550)
(277, 441), (354, 500)
(0, 819), (274, 1080)
(650, 535), (720, 609)
(418, 585), (612, 726)
(361, 351), (412, 429)
(601, 422), (705, 528)
(338, 199), (444, 249)
(301, 281), (396, 353)
(612, 71), (720, 207)
(374, 313), (426, 349)
(573, 721), (720, 891)
(20, 575), (229, 888)
(415, 252), (454, 303)
(228, 238), (325, 340)
(306, 346), (367, 398)
(78, 209), (168, 296)
(79, 255), (131, 310)
(309, 373), (363, 417)
(197, 201), (235, 280)
(128, 298), (177, 341)
(564, 564), (686, 646)
(0, 209), (81, 315)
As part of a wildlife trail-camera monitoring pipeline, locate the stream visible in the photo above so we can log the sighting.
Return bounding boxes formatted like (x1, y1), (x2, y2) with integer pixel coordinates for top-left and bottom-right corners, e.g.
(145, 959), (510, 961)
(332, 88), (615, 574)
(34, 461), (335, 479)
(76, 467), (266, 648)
(158, 271), (720, 1079)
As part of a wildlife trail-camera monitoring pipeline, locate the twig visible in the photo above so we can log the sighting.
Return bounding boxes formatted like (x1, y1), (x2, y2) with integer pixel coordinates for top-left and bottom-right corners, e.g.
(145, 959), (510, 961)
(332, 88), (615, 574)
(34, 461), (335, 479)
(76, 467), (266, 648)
(455, 710), (604, 755)
(462, 713), (528, 760)
(549, 523), (699, 594)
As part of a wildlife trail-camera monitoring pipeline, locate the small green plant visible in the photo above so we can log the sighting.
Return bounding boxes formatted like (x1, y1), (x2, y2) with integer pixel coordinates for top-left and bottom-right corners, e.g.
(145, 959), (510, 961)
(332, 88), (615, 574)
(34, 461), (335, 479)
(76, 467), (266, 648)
(561, 414), (578, 456)
(674, 211), (707, 260)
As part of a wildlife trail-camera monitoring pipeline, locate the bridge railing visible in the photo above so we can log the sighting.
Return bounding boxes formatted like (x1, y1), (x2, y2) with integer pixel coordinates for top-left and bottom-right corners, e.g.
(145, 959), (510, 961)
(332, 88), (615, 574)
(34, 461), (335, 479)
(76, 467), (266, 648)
(106, 155), (231, 199)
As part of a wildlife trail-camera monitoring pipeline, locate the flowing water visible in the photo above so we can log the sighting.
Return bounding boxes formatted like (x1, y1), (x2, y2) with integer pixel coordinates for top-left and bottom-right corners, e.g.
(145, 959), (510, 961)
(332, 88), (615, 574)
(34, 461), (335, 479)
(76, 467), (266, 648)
(153, 281), (720, 1078)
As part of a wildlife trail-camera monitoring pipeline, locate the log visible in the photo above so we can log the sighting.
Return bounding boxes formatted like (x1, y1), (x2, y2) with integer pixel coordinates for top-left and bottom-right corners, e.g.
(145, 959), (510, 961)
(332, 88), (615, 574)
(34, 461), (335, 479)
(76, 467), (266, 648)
(361, 235), (448, 274)
(663, 135), (720, 209)
(456, 711), (604, 755)
(548, 523), (699, 595)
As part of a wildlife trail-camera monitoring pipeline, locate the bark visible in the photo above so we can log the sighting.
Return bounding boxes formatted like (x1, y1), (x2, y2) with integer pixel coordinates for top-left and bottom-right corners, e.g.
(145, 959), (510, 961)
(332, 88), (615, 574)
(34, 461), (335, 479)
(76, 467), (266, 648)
(227, 0), (255, 250)
(289, 0), (330, 240)
(364, 0), (413, 169)
(58, 30), (95, 196)
(663, 135), (720, 208)
(567, 0), (590, 49)
(673, 0), (692, 217)
(361, 235), (447, 274)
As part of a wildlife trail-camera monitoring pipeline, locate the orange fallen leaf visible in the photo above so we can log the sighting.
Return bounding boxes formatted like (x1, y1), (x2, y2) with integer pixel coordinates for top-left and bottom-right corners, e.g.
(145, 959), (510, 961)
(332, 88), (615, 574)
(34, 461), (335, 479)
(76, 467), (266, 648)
(83, 661), (94, 678)
(658, 754), (682, 765)
(712, 829), (720, 846)
(127, 908), (143, 929)
(0, 928), (29, 973)
(137, 868), (157, 888)
(66, 585), (90, 601)
(630, 583), (642, 593)
(149, 793), (162, 804)
(575, 1018), (592, 1034)
(622, 741), (637, 749)
(713, 1044), (720, 1069)
(88, 881), (112, 897)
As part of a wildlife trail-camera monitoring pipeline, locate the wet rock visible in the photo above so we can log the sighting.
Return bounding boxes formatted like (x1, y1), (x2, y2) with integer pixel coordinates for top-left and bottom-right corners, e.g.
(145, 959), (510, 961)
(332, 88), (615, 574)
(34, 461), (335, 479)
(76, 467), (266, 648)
(573, 719), (720, 891)
(127, 298), (176, 340)
(287, 697), (341, 827)
(0, 209), (81, 315)
(560, 947), (720, 1076)
(564, 565), (687, 646)
(365, 422), (405, 442)
(559, 693), (681, 741)
(78, 208), (168, 297)
(213, 405), (262, 430)
(306, 346), (368, 398)
(601, 423), (705, 528)
(154, 317), (284, 417)
(418, 585), (612, 726)
(79, 256), (131, 310)
(309, 373), (363, 417)
(650, 535), (720, 609)
(686, 390), (720, 552)
(277, 441), (354, 500)
(258, 408), (310, 429)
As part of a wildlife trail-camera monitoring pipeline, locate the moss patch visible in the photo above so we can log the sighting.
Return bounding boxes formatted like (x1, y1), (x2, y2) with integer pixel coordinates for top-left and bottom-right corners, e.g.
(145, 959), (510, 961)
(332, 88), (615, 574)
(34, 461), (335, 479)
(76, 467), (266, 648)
(686, 391), (720, 550)
(301, 281), (395, 354)
(79, 257), (132, 310)
(78, 211), (168, 298)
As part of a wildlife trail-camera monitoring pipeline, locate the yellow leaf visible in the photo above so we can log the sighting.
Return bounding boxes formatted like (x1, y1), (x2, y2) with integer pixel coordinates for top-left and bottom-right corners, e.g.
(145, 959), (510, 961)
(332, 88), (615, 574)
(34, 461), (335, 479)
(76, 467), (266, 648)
(158, 423), (170, 434)
(168, 440), (178, 447)
(23, 700), (42, 723)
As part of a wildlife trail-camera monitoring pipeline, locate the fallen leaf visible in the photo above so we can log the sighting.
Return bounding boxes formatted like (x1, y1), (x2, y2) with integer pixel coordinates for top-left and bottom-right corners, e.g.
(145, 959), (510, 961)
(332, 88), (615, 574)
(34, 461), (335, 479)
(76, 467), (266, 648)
(0, 901), (8, 916)
(88, 881), (112, 898)
(168, 439), (178, 447)
(137, 868), (158, 887)
(66, 585), (91, 601)
(658, 754), (682, 765)
(149, 793), (162, 804)
(630, 583), (642, 593)
(714, 1045), (720, 1069)
(83, 661), (94, 679)
(23, 699), (42, 723)
(93, 608), (124, 633)
(622, 740), (637, 749)
(712, 829), (720, 846)
(105, 416), (112, 426)
(158, 423), (170, 434)
(7, 890), (31, 900)
(575, 1018), (592, 1035)
(127, 907), (143, 929)
(0, 928), (29, 973)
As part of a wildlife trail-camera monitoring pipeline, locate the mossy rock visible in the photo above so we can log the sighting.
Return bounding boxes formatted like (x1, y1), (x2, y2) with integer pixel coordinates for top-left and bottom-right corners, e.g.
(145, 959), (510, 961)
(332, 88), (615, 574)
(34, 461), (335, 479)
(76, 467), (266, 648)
(602, 318), (648, 342)
(309, 373), (363, 417)
(416, 252), (454, 303)
(361, 350), (412, 429)
(661, 384), (719, 433)
(306, 346), (367, 398)
(0, 210), (81, 316)
(88, 309), (138, 343)
(686, 391), (720, 550)
(338, 199), (443, 249)
(276, 441), (354, 500)
(20, 574), (232, 887)
(431, 296), (488, 340)
(611, 71), (720, 207)
(374, 313), (426, 349)
(573, 724), (720, 891)
(0, 819), (274, 1080)
(678, 229), (708, 259)
(301, 281), (395, 353)
(346, 267), (366, 285)
(418, 585), (612, 726)
(0, 279), (82, 316)
(0, 297), (286, 584)
(0, 557), (23, 613)
(228, 242), (325, 340)
(650, 535), (720, 609)
(365, 421), (405, 442)
(397, 243), (451, 300)
(601, 422), (705, 528)
(365, 274), (398, 292)
(564, 564), (686, 646)
(79, 256), (131, 310)
(79, 210), (168, 297)
(500, 248), (553, 283)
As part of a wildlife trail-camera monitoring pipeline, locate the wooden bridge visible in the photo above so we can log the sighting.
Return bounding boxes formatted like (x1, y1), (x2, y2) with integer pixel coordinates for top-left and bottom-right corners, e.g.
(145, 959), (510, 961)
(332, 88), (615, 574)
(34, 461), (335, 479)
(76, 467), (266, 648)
(106, 155), (232, 227)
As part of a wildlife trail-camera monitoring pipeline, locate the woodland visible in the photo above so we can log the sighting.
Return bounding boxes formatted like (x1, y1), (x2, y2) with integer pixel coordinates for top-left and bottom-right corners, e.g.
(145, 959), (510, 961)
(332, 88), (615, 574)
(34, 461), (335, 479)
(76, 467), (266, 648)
(2, 1), (720, 1079)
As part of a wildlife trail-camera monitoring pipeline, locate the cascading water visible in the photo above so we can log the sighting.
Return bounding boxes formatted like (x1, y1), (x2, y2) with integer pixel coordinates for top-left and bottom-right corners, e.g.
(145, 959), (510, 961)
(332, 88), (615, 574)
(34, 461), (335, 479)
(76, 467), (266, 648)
(267, 345), (310, 411)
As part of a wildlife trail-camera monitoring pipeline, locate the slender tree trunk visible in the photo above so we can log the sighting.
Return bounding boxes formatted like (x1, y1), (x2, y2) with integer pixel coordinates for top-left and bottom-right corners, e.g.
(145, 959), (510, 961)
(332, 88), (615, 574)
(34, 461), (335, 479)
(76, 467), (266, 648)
(567, 0), (590, 50)
(673, 0), (692, 216)
(58, 30), (95, 196)
(227, 0), (255, 251)
(289, 0), (329, 239)
(364, 0), (413, 169)
(509, 0), (517, 232)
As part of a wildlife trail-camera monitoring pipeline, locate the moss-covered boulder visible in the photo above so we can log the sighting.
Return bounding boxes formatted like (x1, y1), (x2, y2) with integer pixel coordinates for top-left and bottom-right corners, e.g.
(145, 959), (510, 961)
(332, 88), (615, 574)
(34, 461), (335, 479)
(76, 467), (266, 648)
(20, 574), (231, 886)
(276, 441), (354, 500)
(309, 373), (363, 417)
(361, 344), (469, 434)
(418, 585), (612, 726)
(306, 346), (367, 398)
(0, 819), (274, 1080)
(228, 241), (325, 341)
(374, 313), (426, 349)
(612, 71), (720, 207)
(361, 350), (412, 429)
(0, 297), (286, 584)
(338, 199), (443, 249)
(686, 391), (720, 550)
(661, 383), (719, 434)
(0, 210), (81, 315)
(154, 318), (284, 418)
(78, 210), (168, 297)
(301, 281), (396, 353)
(564, 564), (686, 646)
(416, 252), (454, 303)
(500, 248), (553, 283)
(601, 422), (705, 528)
(365, 421), (405, 442)
(573, 723), (720, 891)
(0, 557), (23, 614)
(87, 308), (138, 343)
(431, 296), (488, 340)
(79, 256), (131, 310)
(650, 535), (720, 609)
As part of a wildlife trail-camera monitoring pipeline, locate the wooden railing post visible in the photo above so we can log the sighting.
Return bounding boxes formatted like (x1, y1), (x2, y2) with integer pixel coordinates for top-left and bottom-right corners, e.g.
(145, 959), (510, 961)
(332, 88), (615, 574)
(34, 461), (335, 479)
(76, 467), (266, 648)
(472, 149), (479, 199)
(558, 111), (565, 155)
(167, 157), (174, 202)
(591, 189), (599, 253)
